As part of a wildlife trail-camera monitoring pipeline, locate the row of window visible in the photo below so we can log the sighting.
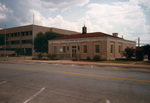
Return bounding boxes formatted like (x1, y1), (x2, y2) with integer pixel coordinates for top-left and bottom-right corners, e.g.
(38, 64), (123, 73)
(110, 45), (121, 53)
(8, 40), (32, 45)
(53, 45), (100, 54)
(54, 45), (121, 54)
(6, 31), (32, 38)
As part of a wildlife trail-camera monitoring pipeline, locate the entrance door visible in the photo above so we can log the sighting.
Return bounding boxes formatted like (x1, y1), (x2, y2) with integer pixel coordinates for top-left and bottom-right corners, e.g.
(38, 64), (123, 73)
(72, 46), (76, 58)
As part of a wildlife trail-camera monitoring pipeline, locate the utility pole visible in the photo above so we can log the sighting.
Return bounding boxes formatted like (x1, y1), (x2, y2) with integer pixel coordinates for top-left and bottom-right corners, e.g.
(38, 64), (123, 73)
(32, 15), (34, 57)
(138, 37), (140, 47)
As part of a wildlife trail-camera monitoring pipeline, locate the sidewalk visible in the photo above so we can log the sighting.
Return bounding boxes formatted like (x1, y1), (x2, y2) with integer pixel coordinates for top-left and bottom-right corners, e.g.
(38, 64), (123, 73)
(2, 59), (150, 69)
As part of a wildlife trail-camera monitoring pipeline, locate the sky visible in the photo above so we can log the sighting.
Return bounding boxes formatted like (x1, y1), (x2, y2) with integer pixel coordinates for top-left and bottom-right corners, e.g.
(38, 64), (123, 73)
(0, 0), (150, 45)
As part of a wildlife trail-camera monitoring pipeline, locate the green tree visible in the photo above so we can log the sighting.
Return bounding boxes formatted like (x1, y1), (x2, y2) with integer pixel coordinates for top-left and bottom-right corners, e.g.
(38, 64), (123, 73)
(45, 32), (64, 40)
(136, 48), (144, 61)
(122, 47), (135, 60)
(34, 32), (65, 53)
(34, 32), (47, 53)
(141, 44), (150, 55)
(148, 49), (150, 61)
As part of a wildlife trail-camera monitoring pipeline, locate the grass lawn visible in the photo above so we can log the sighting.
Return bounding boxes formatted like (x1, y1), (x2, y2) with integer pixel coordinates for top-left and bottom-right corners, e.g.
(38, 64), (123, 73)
(99, 60), (150, 65)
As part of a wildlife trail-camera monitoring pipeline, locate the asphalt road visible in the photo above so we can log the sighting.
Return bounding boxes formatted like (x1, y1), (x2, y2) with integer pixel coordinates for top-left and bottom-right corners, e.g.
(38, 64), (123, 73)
(0, 62), (150, 103)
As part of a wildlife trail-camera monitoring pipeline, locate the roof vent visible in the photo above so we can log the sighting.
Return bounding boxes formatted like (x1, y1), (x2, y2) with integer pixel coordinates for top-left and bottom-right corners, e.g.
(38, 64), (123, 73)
(112, 33), (118, 37)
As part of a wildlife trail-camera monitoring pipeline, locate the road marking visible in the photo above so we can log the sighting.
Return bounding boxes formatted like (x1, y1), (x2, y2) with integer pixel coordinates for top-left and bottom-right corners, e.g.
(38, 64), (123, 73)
(23, 87), (45, 103)
(0, 66), (150, 83)
(113, 67), (118, 70)
(71, 64), (74, 67)
(106, 100), (111, 103)
(0, 81), (7, 85)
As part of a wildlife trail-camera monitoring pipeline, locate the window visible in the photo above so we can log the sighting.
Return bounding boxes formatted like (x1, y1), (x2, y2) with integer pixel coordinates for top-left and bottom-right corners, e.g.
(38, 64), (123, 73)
(118, 45), (121, 53)
(30, 31), (32, 35)
(11, 40), (20, 45)
(15, 33), (17, 37)
(95, 45), (99, 53)
(21, 32), (25, 36)
(83, 45), (87, 53)
(63, 46), (66, 53)
(26, 32), (29, 36)
(110, 45), (113, 53)
(22, 40), (32, 44)
(18, 33), (20, 37)
(54, 46), (57, 54)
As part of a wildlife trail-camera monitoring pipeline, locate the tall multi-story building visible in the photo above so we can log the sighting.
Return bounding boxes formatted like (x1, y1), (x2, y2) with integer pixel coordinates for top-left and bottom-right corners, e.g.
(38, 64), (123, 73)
(0, 24), (79, 55)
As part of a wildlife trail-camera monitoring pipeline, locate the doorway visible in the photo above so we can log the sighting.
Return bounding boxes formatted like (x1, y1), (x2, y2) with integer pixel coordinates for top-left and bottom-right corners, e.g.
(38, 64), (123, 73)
(72, 46), (76, 58)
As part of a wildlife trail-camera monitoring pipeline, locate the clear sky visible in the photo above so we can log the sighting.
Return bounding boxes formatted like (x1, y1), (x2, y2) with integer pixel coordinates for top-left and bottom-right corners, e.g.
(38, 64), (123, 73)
(0, 0), (150, 45)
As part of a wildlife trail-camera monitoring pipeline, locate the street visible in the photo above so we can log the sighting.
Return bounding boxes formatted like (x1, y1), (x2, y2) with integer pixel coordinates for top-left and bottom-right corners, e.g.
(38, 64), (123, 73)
(0, 62), (150, 103)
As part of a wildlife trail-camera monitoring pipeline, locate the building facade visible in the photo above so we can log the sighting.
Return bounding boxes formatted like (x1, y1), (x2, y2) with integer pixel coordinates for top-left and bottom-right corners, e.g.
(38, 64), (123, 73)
(48, 27), (136, 60)
(0, 24), (78, 55)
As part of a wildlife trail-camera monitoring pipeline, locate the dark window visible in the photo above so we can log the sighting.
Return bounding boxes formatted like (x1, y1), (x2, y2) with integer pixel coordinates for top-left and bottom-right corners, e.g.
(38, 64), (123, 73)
(21, 32), (25, 36)
(11, 33), (13, 37)
(63, 46), (66, 53)
(118, 45), (121, 53)
(22, 40), (32, 44)
(15, 33), (17, 37)
(83, 45), (87, 53)
(95, 45), (99, 53)
(30, 31), (32, 35)
(11, 40), (20, 45)
(110, 45), (113, 53)
(26, 32), (29, 36)
(18, 32), (20, 37)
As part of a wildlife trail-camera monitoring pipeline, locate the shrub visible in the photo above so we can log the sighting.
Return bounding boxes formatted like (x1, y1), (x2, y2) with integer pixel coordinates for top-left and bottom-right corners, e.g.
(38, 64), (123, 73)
(136, 48), (144, 61)
(86, 56), (91, 61)
(93, 55), (101, 61)
(37, 54), (43, 59)
(32, 57), (39, 60)
(53, 57), (60, 60)
(40, 57), (49, 60)
(47, 54), (57, 60)
(72, 58), (77, 61)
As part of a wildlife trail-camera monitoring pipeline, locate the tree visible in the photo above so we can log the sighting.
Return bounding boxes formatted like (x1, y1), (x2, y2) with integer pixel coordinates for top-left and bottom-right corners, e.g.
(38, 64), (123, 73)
(122, 47), (135, 60)
(136, 48), (144, 61)
(148, 49), (150, 61)
(141, 44), (150, 55)
(34, 32), (47, 53)
(34, 32), (65, 53)
(45, 32), (65, 40)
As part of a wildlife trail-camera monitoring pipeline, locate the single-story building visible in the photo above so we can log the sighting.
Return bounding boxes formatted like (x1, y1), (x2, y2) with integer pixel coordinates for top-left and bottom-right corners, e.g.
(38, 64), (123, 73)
(48, 26), (136, 60)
